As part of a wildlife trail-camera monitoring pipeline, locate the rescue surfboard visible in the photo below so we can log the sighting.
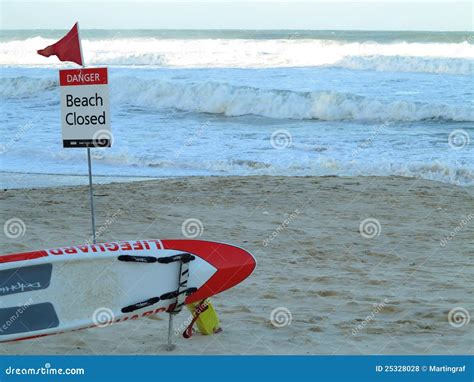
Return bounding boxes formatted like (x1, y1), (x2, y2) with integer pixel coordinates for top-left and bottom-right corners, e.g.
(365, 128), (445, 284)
(0, 239), (256, 342)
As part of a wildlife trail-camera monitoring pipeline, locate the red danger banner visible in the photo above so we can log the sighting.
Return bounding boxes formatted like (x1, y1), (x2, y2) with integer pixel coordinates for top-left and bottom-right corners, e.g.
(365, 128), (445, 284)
(59, 68), (108, 86)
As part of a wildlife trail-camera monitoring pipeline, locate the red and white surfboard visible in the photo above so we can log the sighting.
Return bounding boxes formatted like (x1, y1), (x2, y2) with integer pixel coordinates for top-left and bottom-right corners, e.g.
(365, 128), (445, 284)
(0, 240), (256, 342)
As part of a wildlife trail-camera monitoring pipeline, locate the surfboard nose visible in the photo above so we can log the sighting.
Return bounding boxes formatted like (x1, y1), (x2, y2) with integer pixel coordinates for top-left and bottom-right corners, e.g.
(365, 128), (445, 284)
(160, 240), (256, 303)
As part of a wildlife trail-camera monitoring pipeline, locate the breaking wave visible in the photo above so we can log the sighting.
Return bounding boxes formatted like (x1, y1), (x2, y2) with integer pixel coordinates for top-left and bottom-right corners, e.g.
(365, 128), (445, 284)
(2, 76), (473, 122)
(113, 78), (474, 122)
(76, 153), (474, 186)
(336, 56), (473, 75)
(0, 37), (473, 74)
(0, 77), (57, 97)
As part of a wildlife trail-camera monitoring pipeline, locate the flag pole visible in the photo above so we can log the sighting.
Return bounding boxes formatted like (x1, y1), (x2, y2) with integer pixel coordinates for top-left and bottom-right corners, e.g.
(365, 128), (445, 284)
(77, 22), (96, 245)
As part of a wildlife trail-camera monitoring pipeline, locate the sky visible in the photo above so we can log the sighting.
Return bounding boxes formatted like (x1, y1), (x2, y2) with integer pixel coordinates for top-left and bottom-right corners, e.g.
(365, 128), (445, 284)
(0, 1), (472, 31)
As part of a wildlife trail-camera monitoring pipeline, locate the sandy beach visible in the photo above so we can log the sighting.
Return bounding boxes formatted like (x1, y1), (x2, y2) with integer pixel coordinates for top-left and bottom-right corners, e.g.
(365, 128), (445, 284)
(1, 175), (472, 355)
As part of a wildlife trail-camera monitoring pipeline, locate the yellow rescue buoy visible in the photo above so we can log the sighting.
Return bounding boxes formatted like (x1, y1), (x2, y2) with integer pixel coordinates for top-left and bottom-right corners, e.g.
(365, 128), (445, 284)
(184, 299), (221, 337)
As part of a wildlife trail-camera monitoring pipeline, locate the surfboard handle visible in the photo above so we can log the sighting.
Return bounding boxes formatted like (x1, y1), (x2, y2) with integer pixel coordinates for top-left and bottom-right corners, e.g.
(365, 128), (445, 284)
(118, 252), (196, 318)
(121, 296), (160, 313)
(117, 255), (157, 263)
(120, 287), (197, 315)
(117, 253), (195, 264)
(157, 253), (195, 264)
(160, 288), (197, 301)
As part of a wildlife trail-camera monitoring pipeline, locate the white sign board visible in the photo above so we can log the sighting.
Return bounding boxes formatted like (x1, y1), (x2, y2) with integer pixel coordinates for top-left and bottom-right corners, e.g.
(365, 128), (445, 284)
(59, 67), (112, 148)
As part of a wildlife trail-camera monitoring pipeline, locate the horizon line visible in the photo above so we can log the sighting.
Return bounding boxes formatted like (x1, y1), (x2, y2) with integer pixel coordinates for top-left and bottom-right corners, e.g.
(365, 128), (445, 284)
(1, 28), (473, 32)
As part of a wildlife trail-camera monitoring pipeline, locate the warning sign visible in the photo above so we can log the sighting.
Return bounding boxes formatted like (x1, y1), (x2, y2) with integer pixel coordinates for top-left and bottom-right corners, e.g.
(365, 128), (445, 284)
(59, 67), (112, 148)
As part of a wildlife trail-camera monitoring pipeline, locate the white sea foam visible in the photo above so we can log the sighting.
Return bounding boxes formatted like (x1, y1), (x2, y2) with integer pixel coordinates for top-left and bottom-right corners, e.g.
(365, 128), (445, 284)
(95, 78), (474, 122)
(337, 56), (473, 75)
(80, 153), (474, 186)
(2, 34), (472, 187)
(1, 37), (473, 74)
(2, 76), (472, 122)
(0, 77), (56, 97)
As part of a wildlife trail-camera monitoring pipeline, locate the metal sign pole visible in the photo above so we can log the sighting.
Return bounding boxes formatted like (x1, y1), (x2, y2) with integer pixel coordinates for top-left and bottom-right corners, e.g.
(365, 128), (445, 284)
(77, 22), (96, 245)
(87, 147), (96, 244)
(166, 313), (174, 351)
(77, 23), (96, 244)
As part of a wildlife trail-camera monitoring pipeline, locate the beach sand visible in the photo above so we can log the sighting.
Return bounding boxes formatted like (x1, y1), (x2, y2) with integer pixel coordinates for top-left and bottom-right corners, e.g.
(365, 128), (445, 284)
(1, 176), (472, 355)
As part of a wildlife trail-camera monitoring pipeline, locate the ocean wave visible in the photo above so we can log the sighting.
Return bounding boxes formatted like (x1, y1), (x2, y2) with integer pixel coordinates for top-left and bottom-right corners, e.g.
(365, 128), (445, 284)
(86, 153), (474, 186)
(1, 37), (473, 74)
(2, 76), (473, 122)
(113, 78), (474, 122)
(336, 56), (474, 75)
(0, 77), (57, 97)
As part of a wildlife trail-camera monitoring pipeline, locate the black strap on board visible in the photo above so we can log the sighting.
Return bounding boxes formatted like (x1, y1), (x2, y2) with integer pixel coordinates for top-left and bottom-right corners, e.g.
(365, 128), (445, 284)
(117, 253), (195, 264)
(119, 253), (196, 314)
(157, 253), (195, 264)
(167, 253), (195, 314)
(121, 297), (160, 313)
(117, 255), (157, 263)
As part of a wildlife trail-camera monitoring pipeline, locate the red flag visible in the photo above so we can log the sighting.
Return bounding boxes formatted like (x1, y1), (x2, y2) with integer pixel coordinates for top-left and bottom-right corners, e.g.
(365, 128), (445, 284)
(37, 23), (83, 66)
